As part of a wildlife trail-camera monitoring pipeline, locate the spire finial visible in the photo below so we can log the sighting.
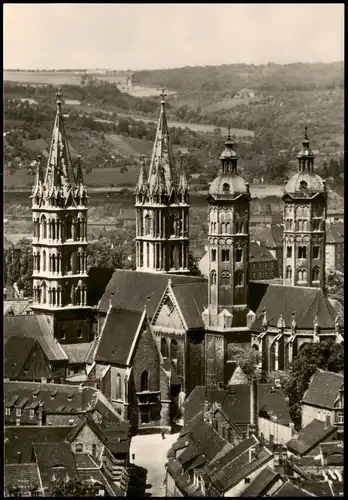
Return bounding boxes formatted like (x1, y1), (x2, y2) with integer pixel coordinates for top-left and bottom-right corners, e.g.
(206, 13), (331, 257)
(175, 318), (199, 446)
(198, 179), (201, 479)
(56, 87), (63, 105)
(304, 126), (308, 140)
(160, 88), (167, 105)
(227, 126), (231, 140)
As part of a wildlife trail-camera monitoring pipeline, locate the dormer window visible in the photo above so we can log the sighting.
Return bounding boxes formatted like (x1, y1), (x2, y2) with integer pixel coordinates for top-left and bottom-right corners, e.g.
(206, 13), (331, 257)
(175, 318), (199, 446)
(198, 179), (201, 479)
(29, 409), (35, 419)
(299, 180), (308, 190)
(222, 183), (230, 194)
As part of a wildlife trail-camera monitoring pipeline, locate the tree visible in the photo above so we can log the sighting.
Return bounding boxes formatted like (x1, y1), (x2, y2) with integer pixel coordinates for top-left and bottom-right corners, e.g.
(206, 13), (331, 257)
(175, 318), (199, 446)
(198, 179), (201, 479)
(51, 477), (101, 497)
(325, 269), (344, 304)
(187, 253), (202, 276)
(283, 340), (344, 428)
(228, 345), (262, 381)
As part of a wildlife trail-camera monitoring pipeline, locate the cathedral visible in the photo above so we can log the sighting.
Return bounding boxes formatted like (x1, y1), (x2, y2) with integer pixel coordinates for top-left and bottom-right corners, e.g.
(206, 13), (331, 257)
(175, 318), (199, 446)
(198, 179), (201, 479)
(5, 89), (343, 433)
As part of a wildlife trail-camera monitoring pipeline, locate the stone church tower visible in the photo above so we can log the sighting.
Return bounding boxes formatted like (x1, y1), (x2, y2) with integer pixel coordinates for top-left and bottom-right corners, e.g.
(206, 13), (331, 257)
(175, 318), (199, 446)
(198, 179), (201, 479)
(135, 91), (189, 274)
(283, 128), (327, 290)
(202, 133), (251, 386)
(31, 89), (92, 343)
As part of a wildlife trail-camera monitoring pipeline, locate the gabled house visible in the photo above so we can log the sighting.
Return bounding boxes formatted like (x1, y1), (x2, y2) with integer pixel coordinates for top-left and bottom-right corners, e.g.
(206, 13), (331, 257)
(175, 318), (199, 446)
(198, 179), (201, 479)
(286, 419), (337, 457)
(301, 369), (344, 435)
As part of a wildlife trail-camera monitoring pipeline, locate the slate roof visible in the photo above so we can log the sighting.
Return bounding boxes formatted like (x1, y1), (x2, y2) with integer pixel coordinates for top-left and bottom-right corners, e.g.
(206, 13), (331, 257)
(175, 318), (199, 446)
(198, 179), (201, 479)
(5, 426), (73, 463)
(249, 241), (277, 263)
(4, 463), (42, 493)
(326, 222), (344, 244)
(241, 466), (280, 497)
(74, 453), (99, 469)
(4, 315), (68, 362)
(62, 342), (96, 364)
(4, 336), (44, 379)
(184, 384), (292, 428)
(95, 307), (144, 365)
(4, 299), (32, 316)
(302, 481), (334, 497)
(273, 479), (314, 497)
(34, 442), (78, 488)
(320, 440), (344, 465)
(171, 282), (208, 329)
(302, 369), (344, 409)
(253, 224), (284, 248)
(78, 469), (123, 496)
(98, 269), (206, 315)
(250, 284), (337, 331)
(88, 267), (114, 307)
(4, 380), (99, 420)
(286, 419), (337, 456)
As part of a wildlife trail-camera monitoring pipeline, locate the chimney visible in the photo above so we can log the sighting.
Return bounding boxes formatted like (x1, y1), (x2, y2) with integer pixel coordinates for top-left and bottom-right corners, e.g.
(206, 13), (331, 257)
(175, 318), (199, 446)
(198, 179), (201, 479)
(289, 422), (295, 436)
(250, 379), (258, 435)
(38, 401), (44, 426)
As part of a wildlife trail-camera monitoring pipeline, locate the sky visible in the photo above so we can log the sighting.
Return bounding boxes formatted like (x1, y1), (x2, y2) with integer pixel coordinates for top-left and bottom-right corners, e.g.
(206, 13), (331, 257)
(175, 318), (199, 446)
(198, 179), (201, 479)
(4, 3), (344, 70)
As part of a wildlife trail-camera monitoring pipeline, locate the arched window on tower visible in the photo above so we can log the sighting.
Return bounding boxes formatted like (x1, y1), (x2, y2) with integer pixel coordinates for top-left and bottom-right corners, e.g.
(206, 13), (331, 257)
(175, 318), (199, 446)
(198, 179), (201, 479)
(116, 374), (122, 400)
(171, 339), (178, 361)
(211, 270), (217, 285)
(297, 267), (307, 283)
(234, 270), (243, 287)
(66, 215), (73, 240)
(43, 250), (46, 272)
(145, 214), (151, 235)
(299, 180), (308, 191)
(221, 249), (230, 262)
(236, 248), (243, 262)
(221, 271), (231, 286)
(124, 376), (128, 401)
(222, 183), (230, 194)
(141, 370), (149, 392)
(225, 222), (231, 234)
(312, 266), (320, 282)
(42, 281), (47, 304)
(221, 222), (226, 234)
(161, 338), (168, 358)
(41, 215), (47, 239)
(286, 266), (292, 280)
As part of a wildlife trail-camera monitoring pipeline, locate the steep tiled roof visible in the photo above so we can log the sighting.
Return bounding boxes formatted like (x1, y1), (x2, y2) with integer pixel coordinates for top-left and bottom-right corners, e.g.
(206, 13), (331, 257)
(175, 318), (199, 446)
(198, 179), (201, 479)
(326, 222), (344, 244)
(4, 463), (42, 494)
(286, 419), (336, 456)
(87, 267), (114, 307)
(171, 283), (208, 329)
(249, 241), (277, 263)
(5, 426), (73, 463)
(74, 453), (99, 469)
(250, 285), (337, 331)
(4, 380), (99, 421)
(253, 225), (283, 248)
(4, 316), (68, 362)
(273, 479), (314, 497)
(320, 440), (344, 466)
(98, 269), (205, 315)
(4, 299), (32, 316)
(302, 369), (343, 409)
(78, 469), (123, 496)
(95, 307), (144, 365)
(302, 481), (334, 497)
(184, 384), (292, 428)
(62, 342), (96, 364)
(5, 336), (40, 378)
(34, 442), (78, 488)
(241, 466), (281, 497)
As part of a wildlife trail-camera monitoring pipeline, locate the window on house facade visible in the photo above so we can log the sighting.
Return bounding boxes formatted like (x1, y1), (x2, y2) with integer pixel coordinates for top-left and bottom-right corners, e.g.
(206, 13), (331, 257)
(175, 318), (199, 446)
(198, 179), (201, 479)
(211, 249), (216, 262)
(140, 407), (150, 424)
(171, 339), (178, 360)
(245, 478), (251, 485)
(298, 246), (306, 259)
(313, 246), (320, 259)
(75, 443), (83, 453)
(5, 407), (10, 415)
(77, 329), (82, 339)
(337, 413), (344, 424)
(312, 266), (320, 282)
(60, 330), (65, 340)
(297, 268), (308, 282)
(16, 408), (21, 417)
(29, 409), (35, 419)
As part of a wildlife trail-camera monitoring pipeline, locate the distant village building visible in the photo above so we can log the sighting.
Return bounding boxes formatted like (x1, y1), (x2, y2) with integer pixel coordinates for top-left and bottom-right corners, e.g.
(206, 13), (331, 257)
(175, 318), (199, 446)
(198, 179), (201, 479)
(325, 221), (344, 272)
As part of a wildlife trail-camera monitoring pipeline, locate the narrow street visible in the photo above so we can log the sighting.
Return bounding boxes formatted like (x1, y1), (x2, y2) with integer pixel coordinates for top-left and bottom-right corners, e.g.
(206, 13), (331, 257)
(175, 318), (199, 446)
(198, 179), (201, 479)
(129, 433), (179, 497)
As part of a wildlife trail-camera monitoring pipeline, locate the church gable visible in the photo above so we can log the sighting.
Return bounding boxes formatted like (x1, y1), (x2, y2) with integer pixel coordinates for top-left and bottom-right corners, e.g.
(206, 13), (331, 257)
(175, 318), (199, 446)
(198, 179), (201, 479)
(152, 291), (186, 331)
(131, 318), (161, 393)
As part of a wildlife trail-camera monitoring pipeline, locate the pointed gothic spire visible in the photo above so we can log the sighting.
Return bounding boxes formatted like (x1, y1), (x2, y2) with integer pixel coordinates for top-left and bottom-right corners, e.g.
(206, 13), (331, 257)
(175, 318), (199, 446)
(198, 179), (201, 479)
(220, 127), (239, 174)
(44, 88), (76, 194)
(277, 313), (286, 331)
(136, 155), (148, 194)
(291, 312), (297, 333)
(177, 154), (189, 197)
(262, 309), (268, 330)
(147, 90), (175, 195)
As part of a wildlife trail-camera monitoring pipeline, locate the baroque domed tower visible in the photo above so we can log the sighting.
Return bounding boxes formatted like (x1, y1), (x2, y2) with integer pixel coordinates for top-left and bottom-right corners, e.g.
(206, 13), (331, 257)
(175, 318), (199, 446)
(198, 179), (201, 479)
(203, 131), (251, 330)
(135, 91), (189, 273)
(31, 89), (91, 343)
(283, 127), (327, 290)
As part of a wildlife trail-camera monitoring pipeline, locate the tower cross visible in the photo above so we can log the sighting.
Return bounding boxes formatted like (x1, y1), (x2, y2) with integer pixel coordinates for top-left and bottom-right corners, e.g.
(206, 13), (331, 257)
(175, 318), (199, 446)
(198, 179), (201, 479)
(56, 88), (63, 104)
(160, 88), (167, 102)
